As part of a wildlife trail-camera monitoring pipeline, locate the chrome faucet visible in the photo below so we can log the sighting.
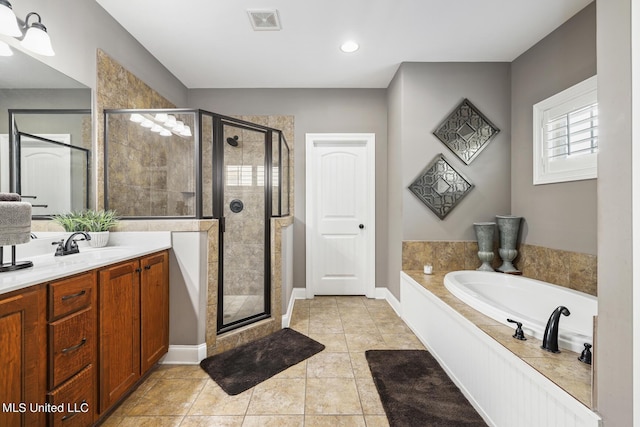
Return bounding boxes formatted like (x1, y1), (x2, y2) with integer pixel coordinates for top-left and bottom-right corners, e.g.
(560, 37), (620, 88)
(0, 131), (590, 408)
(541, 306), (570, 353)
(52, 232), (92, 256)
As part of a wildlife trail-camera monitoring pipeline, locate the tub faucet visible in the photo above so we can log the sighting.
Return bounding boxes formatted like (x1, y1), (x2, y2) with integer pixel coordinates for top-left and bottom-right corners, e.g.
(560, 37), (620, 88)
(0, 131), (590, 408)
(541, 306), (570, 353)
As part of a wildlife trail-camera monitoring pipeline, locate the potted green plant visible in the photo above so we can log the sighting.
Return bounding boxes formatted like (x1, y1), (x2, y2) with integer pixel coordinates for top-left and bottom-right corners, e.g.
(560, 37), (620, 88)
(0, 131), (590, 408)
(53, 210), (120, 248)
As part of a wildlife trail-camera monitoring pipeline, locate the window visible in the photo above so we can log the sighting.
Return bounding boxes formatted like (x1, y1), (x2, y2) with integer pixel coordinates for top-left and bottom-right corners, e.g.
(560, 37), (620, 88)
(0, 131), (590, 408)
(226, 165), (252, 186)
(533, 75), (598, 185)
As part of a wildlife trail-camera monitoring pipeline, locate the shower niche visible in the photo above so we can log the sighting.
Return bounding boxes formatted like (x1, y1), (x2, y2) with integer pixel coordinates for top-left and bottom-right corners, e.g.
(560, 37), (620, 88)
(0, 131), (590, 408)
(104, 109), (290, 333)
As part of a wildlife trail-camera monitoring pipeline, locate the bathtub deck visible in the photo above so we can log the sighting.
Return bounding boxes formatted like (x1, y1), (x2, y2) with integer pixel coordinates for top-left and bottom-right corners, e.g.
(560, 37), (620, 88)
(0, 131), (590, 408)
(404, 270), (592, 408)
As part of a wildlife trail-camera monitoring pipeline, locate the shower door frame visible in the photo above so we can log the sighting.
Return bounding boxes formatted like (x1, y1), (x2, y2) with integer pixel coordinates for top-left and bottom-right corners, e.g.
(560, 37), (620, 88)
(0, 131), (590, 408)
(103, 108), (286, 334)
(8, 109), (92, 217)
(211, 114), (273, 334)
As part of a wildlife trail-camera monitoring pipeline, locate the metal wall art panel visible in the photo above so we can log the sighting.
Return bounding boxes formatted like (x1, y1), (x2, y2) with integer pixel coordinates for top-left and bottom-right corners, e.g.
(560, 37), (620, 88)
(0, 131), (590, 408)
(433, 98), (500, 164)
(408, 154), (474, 219)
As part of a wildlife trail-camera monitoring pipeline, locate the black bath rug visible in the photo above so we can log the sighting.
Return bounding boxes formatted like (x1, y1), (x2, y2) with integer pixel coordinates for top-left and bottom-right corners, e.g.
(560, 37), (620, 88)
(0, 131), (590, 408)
(200, 328), (324, 395)
(366, 349), (487, 427)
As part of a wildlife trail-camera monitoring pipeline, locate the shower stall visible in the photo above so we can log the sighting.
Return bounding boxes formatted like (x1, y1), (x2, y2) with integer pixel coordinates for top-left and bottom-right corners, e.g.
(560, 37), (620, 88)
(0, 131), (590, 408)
(103, 109), (290, 333)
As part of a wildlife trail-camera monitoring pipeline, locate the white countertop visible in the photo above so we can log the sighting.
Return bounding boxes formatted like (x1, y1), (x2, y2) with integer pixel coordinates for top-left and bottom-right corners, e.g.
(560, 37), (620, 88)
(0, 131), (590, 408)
(0, 232), (172, 296)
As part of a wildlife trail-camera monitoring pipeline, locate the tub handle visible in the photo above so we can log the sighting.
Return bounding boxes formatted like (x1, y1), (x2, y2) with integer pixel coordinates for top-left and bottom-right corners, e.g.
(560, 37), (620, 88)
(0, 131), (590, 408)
(507, 318), (527, 341)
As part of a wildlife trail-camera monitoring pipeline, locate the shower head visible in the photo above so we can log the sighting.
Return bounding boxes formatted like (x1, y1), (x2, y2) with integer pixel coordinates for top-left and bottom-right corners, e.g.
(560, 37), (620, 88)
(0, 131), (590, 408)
(227, 135), (239, 147)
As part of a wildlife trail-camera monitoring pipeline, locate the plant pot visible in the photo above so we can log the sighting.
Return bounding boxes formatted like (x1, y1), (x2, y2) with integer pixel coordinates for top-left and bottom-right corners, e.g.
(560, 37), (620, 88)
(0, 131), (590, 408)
(88, 231), (110, 248)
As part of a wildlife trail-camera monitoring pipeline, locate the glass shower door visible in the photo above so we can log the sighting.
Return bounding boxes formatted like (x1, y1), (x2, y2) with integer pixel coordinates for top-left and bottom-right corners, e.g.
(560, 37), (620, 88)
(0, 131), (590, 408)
(218, 121), (270, 332)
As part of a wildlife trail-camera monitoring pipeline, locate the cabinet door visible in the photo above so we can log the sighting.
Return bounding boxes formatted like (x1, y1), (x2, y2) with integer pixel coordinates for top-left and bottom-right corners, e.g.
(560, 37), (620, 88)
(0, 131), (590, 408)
(98, 260), (140, 413)
(140, 251), (169, 373)
(0, 287), (46, 427)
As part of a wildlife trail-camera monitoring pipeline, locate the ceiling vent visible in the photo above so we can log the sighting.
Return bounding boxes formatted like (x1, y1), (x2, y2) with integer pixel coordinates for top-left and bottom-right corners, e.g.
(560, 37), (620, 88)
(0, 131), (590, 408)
(247, 9), (281, 31)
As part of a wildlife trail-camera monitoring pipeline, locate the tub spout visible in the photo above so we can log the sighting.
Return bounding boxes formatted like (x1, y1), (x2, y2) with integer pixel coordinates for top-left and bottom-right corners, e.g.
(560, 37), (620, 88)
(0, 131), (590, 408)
(541, 306), (570, 353)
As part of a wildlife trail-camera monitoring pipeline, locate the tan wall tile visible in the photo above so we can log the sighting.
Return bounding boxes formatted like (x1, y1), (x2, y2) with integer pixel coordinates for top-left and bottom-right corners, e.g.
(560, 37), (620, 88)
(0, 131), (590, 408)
(403, 240), (597, 296)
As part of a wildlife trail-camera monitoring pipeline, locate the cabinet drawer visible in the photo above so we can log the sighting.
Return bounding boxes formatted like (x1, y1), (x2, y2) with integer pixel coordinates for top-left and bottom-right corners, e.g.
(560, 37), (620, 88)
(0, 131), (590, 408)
(49, 307), (94, 389)
(49, 272), (96, 321)
(48, 364), (95, 427)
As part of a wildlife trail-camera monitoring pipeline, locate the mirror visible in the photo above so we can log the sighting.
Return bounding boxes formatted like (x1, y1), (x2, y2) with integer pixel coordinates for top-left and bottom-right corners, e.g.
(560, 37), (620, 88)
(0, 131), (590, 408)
(0, 49), (92, 216)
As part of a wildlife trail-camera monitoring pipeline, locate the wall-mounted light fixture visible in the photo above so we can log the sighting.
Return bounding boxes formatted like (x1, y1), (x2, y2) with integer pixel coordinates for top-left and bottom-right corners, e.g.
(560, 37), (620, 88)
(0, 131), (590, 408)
(130, 113), (192, 138)
(0, 0), (54, 57)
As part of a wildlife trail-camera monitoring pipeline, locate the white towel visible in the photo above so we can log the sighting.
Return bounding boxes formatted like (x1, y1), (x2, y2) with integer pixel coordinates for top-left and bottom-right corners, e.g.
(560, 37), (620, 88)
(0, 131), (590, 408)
(0, 202), (32, 245)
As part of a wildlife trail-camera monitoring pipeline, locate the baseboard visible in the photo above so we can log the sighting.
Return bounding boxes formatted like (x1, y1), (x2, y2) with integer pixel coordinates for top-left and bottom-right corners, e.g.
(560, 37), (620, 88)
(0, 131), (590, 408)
(374, 287), (402, 317)
(281, 288), (307, 327)
(161, 344), (207, 365)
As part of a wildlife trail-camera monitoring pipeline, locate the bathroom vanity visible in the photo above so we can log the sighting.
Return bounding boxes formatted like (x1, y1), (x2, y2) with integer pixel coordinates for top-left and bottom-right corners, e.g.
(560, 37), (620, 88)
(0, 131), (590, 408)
(0, 234), (170, 426)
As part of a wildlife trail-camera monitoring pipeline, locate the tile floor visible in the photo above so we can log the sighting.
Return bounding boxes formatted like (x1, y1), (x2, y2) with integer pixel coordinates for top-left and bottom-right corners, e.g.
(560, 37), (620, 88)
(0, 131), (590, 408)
(102, 296), (425, 426)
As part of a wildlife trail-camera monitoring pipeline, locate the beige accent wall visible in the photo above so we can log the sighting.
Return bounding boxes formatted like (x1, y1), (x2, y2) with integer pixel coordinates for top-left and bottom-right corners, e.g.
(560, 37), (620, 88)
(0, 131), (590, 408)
(402, 240), (597, 296)
(96, 49), (176, 211)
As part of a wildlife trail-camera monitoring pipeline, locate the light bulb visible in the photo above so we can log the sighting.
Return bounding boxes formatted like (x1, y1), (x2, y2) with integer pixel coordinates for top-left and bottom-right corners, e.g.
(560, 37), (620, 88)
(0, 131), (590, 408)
(21, 19), (54, 56)
(0, 1), (21, 37)
(180, 125), (192, 137)
(164, 115), (177, 128)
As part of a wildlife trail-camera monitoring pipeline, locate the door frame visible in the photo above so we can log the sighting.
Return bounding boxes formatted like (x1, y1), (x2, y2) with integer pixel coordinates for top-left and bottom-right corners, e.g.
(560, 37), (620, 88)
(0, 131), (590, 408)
(305, 133), (376, 299)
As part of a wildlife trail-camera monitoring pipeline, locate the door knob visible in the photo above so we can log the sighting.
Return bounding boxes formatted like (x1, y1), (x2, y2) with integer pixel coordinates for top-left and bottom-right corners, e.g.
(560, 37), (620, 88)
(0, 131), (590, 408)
(359, 224), (364, 229)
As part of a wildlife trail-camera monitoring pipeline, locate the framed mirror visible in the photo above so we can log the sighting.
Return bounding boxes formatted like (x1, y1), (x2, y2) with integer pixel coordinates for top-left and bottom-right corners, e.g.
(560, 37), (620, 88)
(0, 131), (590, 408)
(0, 49), (92, 217)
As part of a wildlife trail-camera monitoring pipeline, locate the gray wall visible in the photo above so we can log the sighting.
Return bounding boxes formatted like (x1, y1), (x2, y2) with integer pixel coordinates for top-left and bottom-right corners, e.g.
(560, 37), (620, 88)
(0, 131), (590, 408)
(0, 89), (90, 135)
(188, 89), (389, 290)
(596, 0), (633, 425)
(3, 0), (187, 106)
(386, 67), (404, 300)
(511, 3), (597, 255)
(385, 62), (511, 297)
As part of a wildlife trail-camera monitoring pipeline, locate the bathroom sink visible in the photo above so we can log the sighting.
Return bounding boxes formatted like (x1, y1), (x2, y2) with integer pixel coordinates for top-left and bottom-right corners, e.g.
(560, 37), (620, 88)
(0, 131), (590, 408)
(65, 246), (135, 261)
(25, 246), (136, 269)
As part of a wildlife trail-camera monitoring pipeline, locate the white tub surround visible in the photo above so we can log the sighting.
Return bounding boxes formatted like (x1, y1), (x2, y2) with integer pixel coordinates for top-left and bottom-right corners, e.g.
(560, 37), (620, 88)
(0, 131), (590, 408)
(0, 231), (171, 295)
(401, 271), (600, 427)
(444, 270), (597, 353)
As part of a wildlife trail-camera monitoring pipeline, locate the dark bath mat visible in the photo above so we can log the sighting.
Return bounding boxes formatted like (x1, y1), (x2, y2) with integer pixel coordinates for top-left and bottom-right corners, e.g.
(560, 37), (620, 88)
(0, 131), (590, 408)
(200, 328), (324, 395)
(366, 349), (487, 427)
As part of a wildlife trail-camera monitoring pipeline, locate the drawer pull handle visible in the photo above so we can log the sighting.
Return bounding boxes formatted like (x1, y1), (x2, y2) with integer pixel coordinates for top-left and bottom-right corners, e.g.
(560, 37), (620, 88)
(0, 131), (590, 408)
(62, 338), (87, 354)
(144, 265), (151, 270)
(61, 400), (86, 422)
(61, 290), (86, 301)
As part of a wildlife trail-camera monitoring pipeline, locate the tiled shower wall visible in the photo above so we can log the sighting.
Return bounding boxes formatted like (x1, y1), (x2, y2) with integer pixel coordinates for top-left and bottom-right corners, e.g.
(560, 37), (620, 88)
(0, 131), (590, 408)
(222, 125), (265, 296)
(104, 113), (196, 216)
(96, 49), (176, 211)
(95, 50), (295, 356)
(402, 241), (597, 296)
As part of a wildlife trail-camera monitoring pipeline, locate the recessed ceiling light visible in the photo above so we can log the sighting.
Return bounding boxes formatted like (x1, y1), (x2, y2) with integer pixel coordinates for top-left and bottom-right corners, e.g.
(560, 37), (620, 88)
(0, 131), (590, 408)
(340, 40), (359, 53)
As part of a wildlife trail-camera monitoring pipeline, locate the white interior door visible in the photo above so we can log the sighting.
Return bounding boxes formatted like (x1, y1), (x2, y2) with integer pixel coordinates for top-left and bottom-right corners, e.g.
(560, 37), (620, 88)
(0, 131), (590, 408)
(306, 133), (375, 297)
(21, 136), (71, 215)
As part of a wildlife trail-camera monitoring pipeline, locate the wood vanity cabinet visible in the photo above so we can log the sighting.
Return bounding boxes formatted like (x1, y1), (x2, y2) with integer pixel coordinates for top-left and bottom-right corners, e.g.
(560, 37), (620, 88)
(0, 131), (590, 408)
(98, 251), (169, 415)
(47, 271), (97, 427)
(0, 286), (46, 427)
(140, 251), (170, 373)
